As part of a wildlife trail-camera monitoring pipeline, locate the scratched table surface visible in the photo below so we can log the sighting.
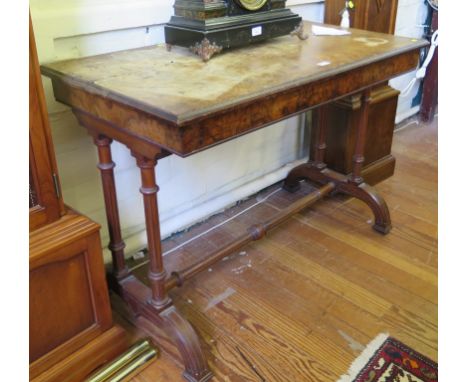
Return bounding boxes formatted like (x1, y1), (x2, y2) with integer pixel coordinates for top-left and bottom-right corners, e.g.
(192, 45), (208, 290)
(41, 22), (426, 125)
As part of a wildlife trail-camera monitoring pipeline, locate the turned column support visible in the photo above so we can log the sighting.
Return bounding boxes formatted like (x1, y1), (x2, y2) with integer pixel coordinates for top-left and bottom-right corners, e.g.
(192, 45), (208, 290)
(310, 107), (327, 170)
(132, 152), (171, 310)
(283, 88), (392, 234)
(350, 89), (372, 184)
(94, 135), (129, 280)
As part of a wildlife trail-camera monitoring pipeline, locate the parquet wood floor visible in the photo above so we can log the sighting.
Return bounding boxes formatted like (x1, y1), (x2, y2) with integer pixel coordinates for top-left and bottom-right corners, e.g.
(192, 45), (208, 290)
(115, 117), (437, 381)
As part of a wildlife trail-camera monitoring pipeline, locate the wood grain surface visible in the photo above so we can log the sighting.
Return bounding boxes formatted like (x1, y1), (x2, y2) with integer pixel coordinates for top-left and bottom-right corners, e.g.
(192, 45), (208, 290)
(41, 23), (423, 123)
(41, 22), (427, 157)
(115, 117), (437, 381)
(30, 211), (117, 379)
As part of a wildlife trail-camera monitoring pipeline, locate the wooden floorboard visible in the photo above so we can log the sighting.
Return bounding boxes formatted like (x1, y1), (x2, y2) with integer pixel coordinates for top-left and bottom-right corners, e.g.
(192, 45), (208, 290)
(117, 117), (437, 381)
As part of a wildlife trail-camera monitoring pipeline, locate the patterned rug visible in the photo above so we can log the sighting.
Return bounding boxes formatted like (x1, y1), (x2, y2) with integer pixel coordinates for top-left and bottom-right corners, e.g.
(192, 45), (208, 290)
(338, 334), (438, 382)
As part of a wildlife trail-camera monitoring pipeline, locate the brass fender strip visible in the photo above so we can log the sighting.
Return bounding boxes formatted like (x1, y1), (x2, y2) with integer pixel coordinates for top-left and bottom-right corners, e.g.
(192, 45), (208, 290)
(86, 339), (158, 382)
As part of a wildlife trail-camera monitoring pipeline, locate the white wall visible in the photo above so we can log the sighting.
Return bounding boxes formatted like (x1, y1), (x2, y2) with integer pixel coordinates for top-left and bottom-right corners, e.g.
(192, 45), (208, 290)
(390, 0), (430, 122)
(31, 0), (324, 263)
(30, 0), (428, 263)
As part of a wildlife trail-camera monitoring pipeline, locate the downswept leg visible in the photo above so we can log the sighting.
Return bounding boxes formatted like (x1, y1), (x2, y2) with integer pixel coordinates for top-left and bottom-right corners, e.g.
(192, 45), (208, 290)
(283, 90), (392, 234)
(131, 152), (213, 381)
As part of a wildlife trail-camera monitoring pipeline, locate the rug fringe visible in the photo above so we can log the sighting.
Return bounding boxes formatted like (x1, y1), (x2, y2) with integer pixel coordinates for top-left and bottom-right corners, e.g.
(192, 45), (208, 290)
(336, 333), (389, 382)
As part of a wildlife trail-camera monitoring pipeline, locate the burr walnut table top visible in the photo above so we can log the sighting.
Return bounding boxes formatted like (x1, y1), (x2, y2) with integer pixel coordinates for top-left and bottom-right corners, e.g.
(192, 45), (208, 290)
(41, 22), (427, 157)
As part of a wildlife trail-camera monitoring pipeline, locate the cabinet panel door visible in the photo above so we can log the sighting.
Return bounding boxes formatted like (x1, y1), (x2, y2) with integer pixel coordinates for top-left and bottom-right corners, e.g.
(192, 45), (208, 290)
(29, 214), (113, 379)
(324, 0), (398, 34)
(29, 248), (96, 362)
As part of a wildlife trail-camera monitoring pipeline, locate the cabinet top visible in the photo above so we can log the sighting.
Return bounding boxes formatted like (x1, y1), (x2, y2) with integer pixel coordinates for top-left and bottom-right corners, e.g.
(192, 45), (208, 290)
(41, 22), (426, 126)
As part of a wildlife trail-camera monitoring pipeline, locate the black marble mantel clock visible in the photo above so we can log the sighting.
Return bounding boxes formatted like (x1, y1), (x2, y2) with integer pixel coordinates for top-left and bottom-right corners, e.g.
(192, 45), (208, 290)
(164, 0), (308, 61)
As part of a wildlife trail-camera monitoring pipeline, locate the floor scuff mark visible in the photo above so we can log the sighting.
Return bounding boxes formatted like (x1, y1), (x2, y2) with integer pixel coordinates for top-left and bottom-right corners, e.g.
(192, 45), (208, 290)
(222, 251), (248, 262)
(236, 345), (266, 382)
(231, 260), (252, 274)
(338, 330), (365, 352)
(204, 287), (236, 312)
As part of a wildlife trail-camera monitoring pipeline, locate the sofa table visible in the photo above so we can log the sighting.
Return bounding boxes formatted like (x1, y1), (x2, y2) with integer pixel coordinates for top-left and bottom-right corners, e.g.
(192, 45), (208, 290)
(41, 22), (427, 382)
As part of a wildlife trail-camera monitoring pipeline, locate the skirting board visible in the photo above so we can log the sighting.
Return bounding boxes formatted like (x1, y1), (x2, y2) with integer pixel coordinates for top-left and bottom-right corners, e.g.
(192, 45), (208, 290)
(102, 157), (309, 263)
(103, 151), (395, 264)
(395, 105), (420, 125)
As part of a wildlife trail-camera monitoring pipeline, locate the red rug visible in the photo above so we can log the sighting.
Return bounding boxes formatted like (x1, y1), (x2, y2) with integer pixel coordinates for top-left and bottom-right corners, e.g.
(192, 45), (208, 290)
(338, 334), (438, 382)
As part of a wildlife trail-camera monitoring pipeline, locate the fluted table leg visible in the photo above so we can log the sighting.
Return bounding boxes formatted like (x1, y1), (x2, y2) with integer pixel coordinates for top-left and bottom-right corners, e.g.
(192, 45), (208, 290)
(94, 135), (129, 280)
(132, 153), (171, 310)
(311, 107), (327, 170)
(350, 89), (371, 185)
(77, 111), (212, 382)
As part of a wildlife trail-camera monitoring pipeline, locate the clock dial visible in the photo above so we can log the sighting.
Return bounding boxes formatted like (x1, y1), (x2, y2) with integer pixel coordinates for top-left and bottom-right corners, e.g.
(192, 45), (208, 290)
(234, 0), (268, 11)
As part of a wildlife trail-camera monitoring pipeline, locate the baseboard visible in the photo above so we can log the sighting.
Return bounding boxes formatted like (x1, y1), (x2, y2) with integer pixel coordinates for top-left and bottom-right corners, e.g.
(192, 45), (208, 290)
(106, 154), (393, 261)
(395, 105), (420, 125)
(104, 157), (309, 261)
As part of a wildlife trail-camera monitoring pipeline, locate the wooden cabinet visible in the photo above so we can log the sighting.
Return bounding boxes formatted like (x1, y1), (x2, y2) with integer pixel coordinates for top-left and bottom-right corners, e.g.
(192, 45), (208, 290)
(29, 17), (65, 231)
(315, 0), (400, 185)
(324, 0), (398, 34)
(29, 212), (128, 381)
(29, 16), (128, 381)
